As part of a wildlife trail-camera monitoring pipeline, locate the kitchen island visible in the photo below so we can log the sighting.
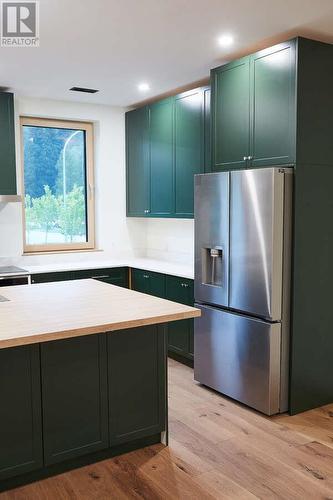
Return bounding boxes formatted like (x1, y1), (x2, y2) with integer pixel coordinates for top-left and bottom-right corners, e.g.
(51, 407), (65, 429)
(0, 279), (200, 491)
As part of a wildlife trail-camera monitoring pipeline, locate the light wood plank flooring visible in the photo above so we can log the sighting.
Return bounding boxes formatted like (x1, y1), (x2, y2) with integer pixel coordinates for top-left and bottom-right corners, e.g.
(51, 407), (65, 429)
(2, 358), (333, 499)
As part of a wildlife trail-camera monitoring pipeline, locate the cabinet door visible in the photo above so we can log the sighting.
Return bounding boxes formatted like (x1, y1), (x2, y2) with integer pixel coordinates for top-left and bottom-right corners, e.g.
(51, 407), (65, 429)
(108, 325), (166, 445)
(204, 87), (211, 172)
(150, 98), (174, 216)
(0, 345), (42, 481)
(174, 89), (204, 217)
(126, 107), (150, 216)
(41, 334), (108, 465)
(165, 276), (194, 358)
(0, 92), (16, 195)
(131, 269), (165, 298)
(211, 57), (250, 171)
(250, 40), (296, 166)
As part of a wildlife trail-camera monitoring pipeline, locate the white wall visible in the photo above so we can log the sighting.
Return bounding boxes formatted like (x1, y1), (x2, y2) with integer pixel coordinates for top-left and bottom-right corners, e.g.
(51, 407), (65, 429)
(0, 96), (148, 265)
(0, 96), (194, 267)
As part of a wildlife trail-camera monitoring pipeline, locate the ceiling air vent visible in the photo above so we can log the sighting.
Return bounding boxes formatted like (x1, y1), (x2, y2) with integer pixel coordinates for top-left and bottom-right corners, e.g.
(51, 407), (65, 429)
(69, 87), (99, 94)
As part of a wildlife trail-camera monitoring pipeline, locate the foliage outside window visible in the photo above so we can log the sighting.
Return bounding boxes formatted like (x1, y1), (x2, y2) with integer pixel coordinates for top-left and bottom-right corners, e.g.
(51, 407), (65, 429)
(21, 117), (95, 252)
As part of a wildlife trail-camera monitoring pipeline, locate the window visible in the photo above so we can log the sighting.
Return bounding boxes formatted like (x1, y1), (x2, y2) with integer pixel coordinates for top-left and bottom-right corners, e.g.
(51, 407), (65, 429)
(20, 117), (95, 252)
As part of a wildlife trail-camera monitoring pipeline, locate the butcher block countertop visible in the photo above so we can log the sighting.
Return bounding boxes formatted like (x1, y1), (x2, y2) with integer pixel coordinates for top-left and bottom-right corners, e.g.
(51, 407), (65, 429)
(0, 279), (200, 349)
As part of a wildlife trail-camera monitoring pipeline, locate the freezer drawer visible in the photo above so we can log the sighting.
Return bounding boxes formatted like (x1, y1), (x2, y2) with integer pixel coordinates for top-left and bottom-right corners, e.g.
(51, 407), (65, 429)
(194, 304), (282, 415)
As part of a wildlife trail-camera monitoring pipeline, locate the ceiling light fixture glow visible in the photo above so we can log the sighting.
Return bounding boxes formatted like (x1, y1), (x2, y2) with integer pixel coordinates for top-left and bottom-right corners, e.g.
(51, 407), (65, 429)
(138, 82), (150, 92)
(217, 34), (234, 47)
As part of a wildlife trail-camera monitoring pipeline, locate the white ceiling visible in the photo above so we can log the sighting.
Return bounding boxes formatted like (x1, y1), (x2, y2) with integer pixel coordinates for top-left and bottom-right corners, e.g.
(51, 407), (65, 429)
(1, 0), (333, 107)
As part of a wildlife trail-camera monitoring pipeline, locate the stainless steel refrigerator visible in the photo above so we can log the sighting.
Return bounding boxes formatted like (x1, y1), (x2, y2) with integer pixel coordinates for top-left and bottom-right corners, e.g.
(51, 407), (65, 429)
(194, 167), (293, 415)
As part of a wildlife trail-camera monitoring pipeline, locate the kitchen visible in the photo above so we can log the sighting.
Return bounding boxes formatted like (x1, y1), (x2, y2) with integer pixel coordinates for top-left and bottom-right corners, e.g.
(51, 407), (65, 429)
(1, 1), (333, 498)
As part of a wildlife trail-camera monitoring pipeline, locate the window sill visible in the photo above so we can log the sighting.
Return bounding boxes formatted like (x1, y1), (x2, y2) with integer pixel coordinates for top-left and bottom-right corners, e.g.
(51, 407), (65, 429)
(23, 248), (104, 256)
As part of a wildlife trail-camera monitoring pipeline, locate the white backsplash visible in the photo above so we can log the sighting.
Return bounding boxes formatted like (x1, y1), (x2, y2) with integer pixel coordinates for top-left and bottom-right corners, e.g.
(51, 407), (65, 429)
(143, 218), (194, 265)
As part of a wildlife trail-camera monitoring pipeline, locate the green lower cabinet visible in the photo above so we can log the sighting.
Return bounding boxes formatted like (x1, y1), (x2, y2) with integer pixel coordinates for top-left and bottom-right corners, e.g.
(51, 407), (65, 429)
(165, 275), (194, 360)
(168, 319), (193, 359)
(131, 270), (194, 363)
(0, 345), (43, 481)
(72, 267), (129, 288)
(31, 267), (129, 288)
(40, 335), (109, 465)
(131, 268), (165, 298)
(0, 326), (167, 487)
(31, 271), (75, 283)
(188, 322), (194, 357)
(108, 325), (166, 446)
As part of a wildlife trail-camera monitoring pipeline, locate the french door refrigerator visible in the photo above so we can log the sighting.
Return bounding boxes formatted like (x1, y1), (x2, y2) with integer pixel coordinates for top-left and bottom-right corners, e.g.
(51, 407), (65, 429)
(194, 167), (293, 415)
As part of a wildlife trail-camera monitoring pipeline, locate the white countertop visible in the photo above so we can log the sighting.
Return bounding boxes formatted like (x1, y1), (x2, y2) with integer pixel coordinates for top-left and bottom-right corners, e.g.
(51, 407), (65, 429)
(24, 257), (194, 280)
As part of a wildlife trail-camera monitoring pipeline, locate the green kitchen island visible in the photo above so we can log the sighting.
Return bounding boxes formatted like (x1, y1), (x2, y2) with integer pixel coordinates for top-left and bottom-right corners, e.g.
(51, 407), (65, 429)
(0, 279), (200, 491)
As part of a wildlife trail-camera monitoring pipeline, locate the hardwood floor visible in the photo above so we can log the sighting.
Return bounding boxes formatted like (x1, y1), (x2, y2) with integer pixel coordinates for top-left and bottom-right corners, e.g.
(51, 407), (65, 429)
(2, 358), (333, 499)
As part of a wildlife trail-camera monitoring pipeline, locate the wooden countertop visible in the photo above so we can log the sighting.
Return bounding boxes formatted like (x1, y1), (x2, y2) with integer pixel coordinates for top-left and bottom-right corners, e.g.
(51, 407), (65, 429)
(0, 279), (200, 349)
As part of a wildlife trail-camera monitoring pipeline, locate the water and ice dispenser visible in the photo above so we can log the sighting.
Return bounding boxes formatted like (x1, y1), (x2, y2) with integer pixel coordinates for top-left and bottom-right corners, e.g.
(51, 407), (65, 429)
(201, 247), (223, 287)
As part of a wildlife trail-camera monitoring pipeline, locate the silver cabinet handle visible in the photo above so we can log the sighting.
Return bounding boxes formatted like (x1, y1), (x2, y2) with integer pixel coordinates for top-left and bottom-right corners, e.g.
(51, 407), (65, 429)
(243, 156), (248, 161)
(144, 209), (150, 214)
(143, 274), (150, 279)
(181, 283), (189, 288)
(91, 275), (109, 279)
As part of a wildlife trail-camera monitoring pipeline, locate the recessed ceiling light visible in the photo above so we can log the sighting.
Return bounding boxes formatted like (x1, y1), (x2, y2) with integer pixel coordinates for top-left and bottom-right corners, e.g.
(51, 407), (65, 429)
(138, 82), (150, 92)
(217, 34), (234, 47)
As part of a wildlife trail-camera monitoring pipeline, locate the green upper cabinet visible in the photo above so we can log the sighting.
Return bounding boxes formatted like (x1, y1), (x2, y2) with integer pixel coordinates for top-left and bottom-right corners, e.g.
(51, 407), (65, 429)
(0, 92), (17, 195)
(126, 106), (150, 216)
(150, 98), (174, 216)
(174, 89), (204, 216)
(203, 87), (211, 171)
(250, 41), (296, 167)
(126, 86), (209, 219)
(211, 40), (296, 171)
(212, 57), (250, 171)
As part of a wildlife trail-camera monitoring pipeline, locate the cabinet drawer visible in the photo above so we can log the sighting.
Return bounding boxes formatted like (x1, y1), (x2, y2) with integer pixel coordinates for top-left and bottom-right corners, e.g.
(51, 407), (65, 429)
(32, 268), (129, 288)
(31, 271), (74, 283)
(72, 267), (129, 287)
